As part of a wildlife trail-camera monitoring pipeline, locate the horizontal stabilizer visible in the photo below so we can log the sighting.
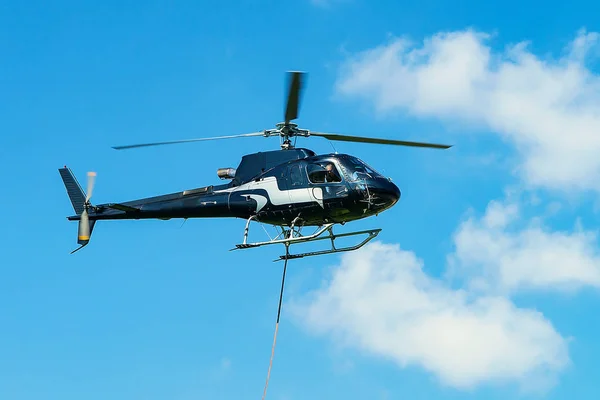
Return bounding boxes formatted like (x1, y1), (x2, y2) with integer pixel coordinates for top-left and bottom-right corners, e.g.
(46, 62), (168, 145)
(107, 203), (140, 212)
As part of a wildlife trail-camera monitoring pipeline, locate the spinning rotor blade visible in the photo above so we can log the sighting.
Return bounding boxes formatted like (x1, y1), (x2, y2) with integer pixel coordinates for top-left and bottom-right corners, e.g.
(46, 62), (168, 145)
(284, 71), (305, 124)
(112, 132), (266, 150)
(310, 132), (452, 149)
(77, 171), (96, 246)
(86, 172), (96, 202)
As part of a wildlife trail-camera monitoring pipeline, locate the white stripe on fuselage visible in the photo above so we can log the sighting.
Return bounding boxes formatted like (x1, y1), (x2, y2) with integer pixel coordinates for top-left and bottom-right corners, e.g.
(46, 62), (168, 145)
(215, 176), (324, 209)
(243, 194), (268, 212)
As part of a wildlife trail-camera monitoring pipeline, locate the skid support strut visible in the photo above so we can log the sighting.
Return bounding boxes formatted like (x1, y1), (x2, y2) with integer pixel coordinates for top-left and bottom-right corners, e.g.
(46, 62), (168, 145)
(232, 216), (382, 260)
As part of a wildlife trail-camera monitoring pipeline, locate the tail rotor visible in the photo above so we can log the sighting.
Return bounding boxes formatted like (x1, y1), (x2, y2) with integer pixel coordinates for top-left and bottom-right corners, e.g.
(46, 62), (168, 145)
(73, 171), (97, 253)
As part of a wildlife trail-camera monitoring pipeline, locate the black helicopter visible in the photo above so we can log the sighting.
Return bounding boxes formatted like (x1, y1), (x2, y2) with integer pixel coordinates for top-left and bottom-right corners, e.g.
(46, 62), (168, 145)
(60, 72), (451, 258)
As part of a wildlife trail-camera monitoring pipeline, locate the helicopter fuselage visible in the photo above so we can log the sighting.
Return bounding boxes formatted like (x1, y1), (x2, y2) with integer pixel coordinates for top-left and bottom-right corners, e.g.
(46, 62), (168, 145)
(60, 70), (448, 254)
(64, 151), (401, 228)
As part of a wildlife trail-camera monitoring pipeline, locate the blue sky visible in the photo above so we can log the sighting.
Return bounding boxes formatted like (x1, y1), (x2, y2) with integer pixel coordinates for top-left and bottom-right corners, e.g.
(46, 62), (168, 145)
(2, 1), (600, 399)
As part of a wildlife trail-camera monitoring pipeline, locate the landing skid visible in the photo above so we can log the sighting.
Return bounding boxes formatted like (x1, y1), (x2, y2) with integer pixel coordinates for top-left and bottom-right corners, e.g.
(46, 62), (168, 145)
(231, 216), (382, 260)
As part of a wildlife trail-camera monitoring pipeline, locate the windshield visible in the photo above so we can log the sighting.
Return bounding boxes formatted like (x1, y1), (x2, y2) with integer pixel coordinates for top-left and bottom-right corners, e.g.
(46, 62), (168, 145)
(338, 156), (384, 181)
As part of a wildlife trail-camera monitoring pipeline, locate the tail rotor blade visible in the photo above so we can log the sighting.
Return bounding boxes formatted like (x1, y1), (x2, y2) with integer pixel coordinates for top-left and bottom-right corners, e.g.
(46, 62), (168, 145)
(86, 172), (96, 202)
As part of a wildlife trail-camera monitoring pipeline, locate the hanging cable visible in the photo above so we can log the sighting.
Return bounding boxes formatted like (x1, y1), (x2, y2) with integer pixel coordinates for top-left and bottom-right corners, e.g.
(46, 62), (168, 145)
(261, 243), (290, 400)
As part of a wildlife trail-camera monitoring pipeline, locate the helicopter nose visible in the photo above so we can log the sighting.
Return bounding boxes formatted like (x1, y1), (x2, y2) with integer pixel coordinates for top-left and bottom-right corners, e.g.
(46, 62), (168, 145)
(367, 179), (400, 209)
(386, 180), (401, 206)
(389, 181), (401, 204)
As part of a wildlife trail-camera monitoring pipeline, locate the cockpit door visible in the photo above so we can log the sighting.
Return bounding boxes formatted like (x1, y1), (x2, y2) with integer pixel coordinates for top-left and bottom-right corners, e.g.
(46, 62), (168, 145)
(305, 161), (347, 208)
(286, 163), (312, 206)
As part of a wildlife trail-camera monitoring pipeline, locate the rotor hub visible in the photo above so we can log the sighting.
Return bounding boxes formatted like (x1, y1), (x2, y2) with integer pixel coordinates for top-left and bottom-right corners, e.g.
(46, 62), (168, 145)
(271, 122), (311, 150)
(276, 122), (298, 132)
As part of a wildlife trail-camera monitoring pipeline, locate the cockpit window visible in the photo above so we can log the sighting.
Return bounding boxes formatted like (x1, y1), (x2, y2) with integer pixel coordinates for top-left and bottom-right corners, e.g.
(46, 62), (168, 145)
(307, 161), (342, 183)
(338, 156), (383, 181)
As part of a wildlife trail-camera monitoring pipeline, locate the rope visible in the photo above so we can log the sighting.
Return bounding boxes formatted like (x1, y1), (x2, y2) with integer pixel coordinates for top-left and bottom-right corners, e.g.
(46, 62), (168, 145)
(261, 244), (290, 400)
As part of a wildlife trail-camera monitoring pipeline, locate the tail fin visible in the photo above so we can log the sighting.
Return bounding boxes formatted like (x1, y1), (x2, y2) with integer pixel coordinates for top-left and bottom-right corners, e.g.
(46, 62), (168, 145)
(59, 166), (97, 253)
(59, 166), (89, 214)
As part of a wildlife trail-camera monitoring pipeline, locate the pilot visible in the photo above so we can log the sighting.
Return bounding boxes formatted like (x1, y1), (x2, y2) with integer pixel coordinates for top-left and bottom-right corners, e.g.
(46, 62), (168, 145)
(324, 163), (341, 182)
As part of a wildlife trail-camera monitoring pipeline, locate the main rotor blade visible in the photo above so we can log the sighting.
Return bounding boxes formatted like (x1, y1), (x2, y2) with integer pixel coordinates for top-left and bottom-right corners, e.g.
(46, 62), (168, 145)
(112, 132), (266, 150)
(310, 132), (452, 149)
(284, 71), (305, 124)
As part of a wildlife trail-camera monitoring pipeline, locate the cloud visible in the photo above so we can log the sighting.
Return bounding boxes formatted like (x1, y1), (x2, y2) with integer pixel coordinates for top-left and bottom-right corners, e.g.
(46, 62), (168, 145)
(290, 242), (570, 391)
(449, 198), (600, 294)
(335, 28), (600, 194)
(287, 28), (600, 393)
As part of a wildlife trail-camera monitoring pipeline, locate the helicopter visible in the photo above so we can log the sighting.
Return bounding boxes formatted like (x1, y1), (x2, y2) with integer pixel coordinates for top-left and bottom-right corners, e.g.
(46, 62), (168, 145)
(59, 71), (451, 258)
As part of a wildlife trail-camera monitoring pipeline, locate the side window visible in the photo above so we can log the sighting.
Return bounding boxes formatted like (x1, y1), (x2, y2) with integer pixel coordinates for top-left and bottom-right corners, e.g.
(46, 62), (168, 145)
(307, 162), (342, 183)
(289, 164), (304, 186)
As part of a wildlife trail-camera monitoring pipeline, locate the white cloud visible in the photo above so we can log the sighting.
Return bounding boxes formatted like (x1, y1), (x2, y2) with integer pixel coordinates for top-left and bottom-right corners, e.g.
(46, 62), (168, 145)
(336, 28), (600, 193)
(288, 28), (600, 393)
(289, 194), (600, 390)
(449, 199), (600, 293)
(290, 242), (570, 391)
